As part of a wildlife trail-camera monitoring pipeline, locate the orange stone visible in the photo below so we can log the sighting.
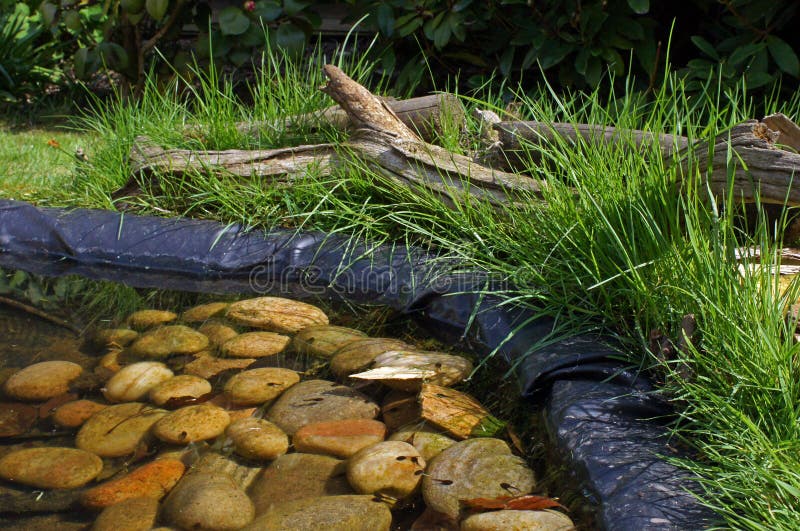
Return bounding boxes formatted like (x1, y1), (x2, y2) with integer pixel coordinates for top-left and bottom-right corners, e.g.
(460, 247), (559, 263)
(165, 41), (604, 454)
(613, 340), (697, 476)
(52, 399), (107, 428)
(81, 458), (186, 508)
(293, 419), (387, 458)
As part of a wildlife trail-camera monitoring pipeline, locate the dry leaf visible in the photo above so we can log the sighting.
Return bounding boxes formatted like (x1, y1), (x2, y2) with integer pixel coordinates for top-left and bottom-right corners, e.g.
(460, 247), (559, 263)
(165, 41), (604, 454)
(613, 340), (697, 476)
(463, 494), (566, 512)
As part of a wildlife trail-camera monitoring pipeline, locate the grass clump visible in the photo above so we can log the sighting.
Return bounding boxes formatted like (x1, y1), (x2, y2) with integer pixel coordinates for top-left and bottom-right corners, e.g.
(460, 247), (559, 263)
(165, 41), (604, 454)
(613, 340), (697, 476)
(2, 40), (800, 528)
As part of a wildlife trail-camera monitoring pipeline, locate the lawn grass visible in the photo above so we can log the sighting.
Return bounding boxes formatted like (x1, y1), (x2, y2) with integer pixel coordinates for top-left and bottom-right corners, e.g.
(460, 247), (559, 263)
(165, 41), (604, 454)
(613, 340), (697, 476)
(2, 41), (800, 528)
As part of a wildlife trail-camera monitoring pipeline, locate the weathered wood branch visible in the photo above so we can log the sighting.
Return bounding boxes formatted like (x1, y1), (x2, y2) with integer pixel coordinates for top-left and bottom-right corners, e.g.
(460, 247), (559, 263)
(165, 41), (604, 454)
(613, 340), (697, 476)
(494, 117), (800, 206)
(232, 93), (464, 143)
(123, 67), (545, 208)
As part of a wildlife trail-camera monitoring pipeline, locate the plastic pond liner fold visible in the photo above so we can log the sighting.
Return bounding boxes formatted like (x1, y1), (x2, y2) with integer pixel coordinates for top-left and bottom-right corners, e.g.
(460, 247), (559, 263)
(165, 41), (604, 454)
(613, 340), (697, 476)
(0, 199), (716, 529)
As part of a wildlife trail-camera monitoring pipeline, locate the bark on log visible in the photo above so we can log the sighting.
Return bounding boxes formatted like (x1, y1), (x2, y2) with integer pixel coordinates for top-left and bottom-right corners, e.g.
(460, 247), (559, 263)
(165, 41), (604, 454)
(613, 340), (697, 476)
(494, 117), (800, 206)
(122, 67), (545, 208)
(232, 93), (464, 142)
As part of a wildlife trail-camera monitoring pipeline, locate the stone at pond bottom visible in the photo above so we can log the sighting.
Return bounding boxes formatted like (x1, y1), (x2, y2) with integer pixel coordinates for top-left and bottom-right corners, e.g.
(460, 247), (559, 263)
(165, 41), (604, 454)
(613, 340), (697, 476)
(128, 325), (209, 359)
(389, 423), (456, 462)
(182, 354), (256, 379)
(220, 331), (290, 358)
(3, 361), (83, 402)
(346, 440), (426, 506)
(293, 418), (387, 458)
(76, 402), (167, 458)
(241, 495), (392, 531)
(197, 321), (239, 347)
(0, 447), (103, 489)
(226, 297), (329, 333)
(292, 325), (368, 358)
(127, 309), (177, 330)
(223, 367), (300, 406)
(460, 509), (576, 531)
(148, 374), (212, 407)
(81, 458), (186, 508)
(91, 496), (159, 531)
(226, 417), (288, 461)
(181, 302), (230, 323)
(422, 438), (537, 520)
(52, 399), (108, 428)
(352, 350), (474, 392)
(265, 379), (380, 435)
(329, 338), (412, 379)
(381, 390), (421, 431)
(152, 403), (231, 444)
(102, 361), (174, 403)
(248, 453), (353, 512)
(161, 471), (255, 531)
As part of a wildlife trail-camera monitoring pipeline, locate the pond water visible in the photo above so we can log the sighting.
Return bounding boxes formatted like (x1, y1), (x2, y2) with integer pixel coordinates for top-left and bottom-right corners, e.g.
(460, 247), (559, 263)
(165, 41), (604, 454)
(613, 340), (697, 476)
(0, 291), (582, 530)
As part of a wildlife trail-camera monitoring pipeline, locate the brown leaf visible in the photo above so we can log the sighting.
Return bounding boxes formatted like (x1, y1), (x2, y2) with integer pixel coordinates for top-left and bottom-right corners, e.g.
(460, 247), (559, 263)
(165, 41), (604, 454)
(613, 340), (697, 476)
(463, 494), (566, 512)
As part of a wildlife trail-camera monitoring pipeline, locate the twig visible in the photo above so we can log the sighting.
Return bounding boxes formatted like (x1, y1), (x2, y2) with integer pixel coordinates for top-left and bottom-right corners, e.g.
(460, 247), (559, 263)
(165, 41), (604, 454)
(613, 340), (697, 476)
(0, 296), (80, 335)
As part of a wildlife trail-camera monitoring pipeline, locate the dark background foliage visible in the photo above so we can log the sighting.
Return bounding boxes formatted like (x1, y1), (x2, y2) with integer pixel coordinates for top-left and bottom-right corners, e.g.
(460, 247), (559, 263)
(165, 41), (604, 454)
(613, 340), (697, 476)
(1, 0), (798, 102)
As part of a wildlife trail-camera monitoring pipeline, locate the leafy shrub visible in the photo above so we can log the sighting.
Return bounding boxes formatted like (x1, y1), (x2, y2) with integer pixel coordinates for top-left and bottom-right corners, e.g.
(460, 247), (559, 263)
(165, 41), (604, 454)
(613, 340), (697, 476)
(0, 1), (57, 102)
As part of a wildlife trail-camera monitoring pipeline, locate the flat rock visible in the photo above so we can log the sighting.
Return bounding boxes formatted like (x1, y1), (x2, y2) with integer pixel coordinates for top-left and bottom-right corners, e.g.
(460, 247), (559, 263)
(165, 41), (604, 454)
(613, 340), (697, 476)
(127, 309), (177, 330)
(223, 367), (299, 406)
(91, 496), (160, 531)
(226, 417), (288, 461)
(129, 325), (209, 359)
(197, 321), (238, 348)
(248, 453), (353, 512)
(182, 354), (255, 379)
(460, 509), (575, 531)
(81, 458), (186, 508)
(162, 471), (254, 531)
(381, 390), (420, 430)
(226, 297), (329, 333)
(0, 447), (102, 489)
(352, 350), (473, 392)
(220, 332), (290, 358)
(241, 495), (391, 531)
(181, 302), (230, 323)
(422, 438), (537, 520)
(76, 402), (167, 458)
(292, 325), (368, 358)
(148, 374), (212, 407)
(329, 338), (411, 379)
(4, 361), (83, 402)
(153, 404), (230, 444)
(293, 419), (387, 458)
(52, 399), (108, 428)
(346, 441), (425, 505)
(266, 379), (379, 435)
(103, 361), (174, 403)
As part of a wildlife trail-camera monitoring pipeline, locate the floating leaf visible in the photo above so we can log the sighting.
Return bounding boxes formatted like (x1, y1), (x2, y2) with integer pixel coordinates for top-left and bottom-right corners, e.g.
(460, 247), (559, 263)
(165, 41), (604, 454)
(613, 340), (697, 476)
(463, 494), (566, 512)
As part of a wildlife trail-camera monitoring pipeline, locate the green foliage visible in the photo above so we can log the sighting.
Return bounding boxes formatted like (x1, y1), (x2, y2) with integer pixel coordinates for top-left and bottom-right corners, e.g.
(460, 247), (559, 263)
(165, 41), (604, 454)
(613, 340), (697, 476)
(681, 0), (799, 91)
(0, 2), (56, 101)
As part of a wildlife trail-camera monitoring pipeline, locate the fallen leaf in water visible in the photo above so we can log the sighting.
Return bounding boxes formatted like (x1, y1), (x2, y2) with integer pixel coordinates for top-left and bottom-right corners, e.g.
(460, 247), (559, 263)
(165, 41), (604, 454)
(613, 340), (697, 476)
(462, 494), (565, 512)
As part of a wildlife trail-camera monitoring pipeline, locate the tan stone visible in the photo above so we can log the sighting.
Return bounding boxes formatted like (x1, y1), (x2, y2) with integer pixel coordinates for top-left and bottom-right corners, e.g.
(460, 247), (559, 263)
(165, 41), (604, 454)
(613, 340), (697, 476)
(198, 320), (239, 347)
(330, 338), (411, 379)
(182, 355), (255, 379)
(181, 302), (230, 323)
(148, 375), (212, 407)
(127, 309), (177, 330)
(92, 328), (138, 349)
(91, 497), (159, 531)
(128, 325), (209, 359)
(3, 361), (83, 402)
(293, 419), (387, 458)
(292, 325), (368, 358)
(226, 418), (289, 461)
(226, 297), (328, 333)
(0, 447), (102, 489)
(76, 402), (167, 458)
(346, 441), (425, 505)
(52, 399), (108, 428)
(223, 367), (299, 406)
(103, 361), (174, 403)
(220, 331), (290, 358)
(153, 404), (231, 444)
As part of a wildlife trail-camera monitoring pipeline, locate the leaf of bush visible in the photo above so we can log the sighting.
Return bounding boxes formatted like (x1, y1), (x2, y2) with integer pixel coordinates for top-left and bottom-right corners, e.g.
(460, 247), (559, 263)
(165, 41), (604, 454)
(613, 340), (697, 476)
(691, 36), (719, 60)
(283, 0), (309, 17)
(626, 0), (649, 14)
(275, 22), (306, 56)
(767, 36), (799, 77)
(219, 7), (250, 36)
(375, 3), (394, 37)
(255, 1), (281, 21)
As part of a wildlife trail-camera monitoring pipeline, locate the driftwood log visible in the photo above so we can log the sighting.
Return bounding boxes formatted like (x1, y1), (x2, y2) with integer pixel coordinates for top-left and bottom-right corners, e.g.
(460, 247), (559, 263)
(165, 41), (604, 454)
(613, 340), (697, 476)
(125, 66), (545, 208)
(493, 114), (800, 206)
(232, 93), (464, 143)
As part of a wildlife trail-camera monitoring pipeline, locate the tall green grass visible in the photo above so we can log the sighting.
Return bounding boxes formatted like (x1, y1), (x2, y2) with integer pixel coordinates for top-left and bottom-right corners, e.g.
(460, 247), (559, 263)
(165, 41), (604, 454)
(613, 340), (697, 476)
(65, 43), (800, 528)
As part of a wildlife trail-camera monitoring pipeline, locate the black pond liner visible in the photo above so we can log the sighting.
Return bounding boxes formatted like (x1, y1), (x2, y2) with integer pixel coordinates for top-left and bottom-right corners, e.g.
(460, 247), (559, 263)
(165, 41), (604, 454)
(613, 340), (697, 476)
(0, 199), (717, 529)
